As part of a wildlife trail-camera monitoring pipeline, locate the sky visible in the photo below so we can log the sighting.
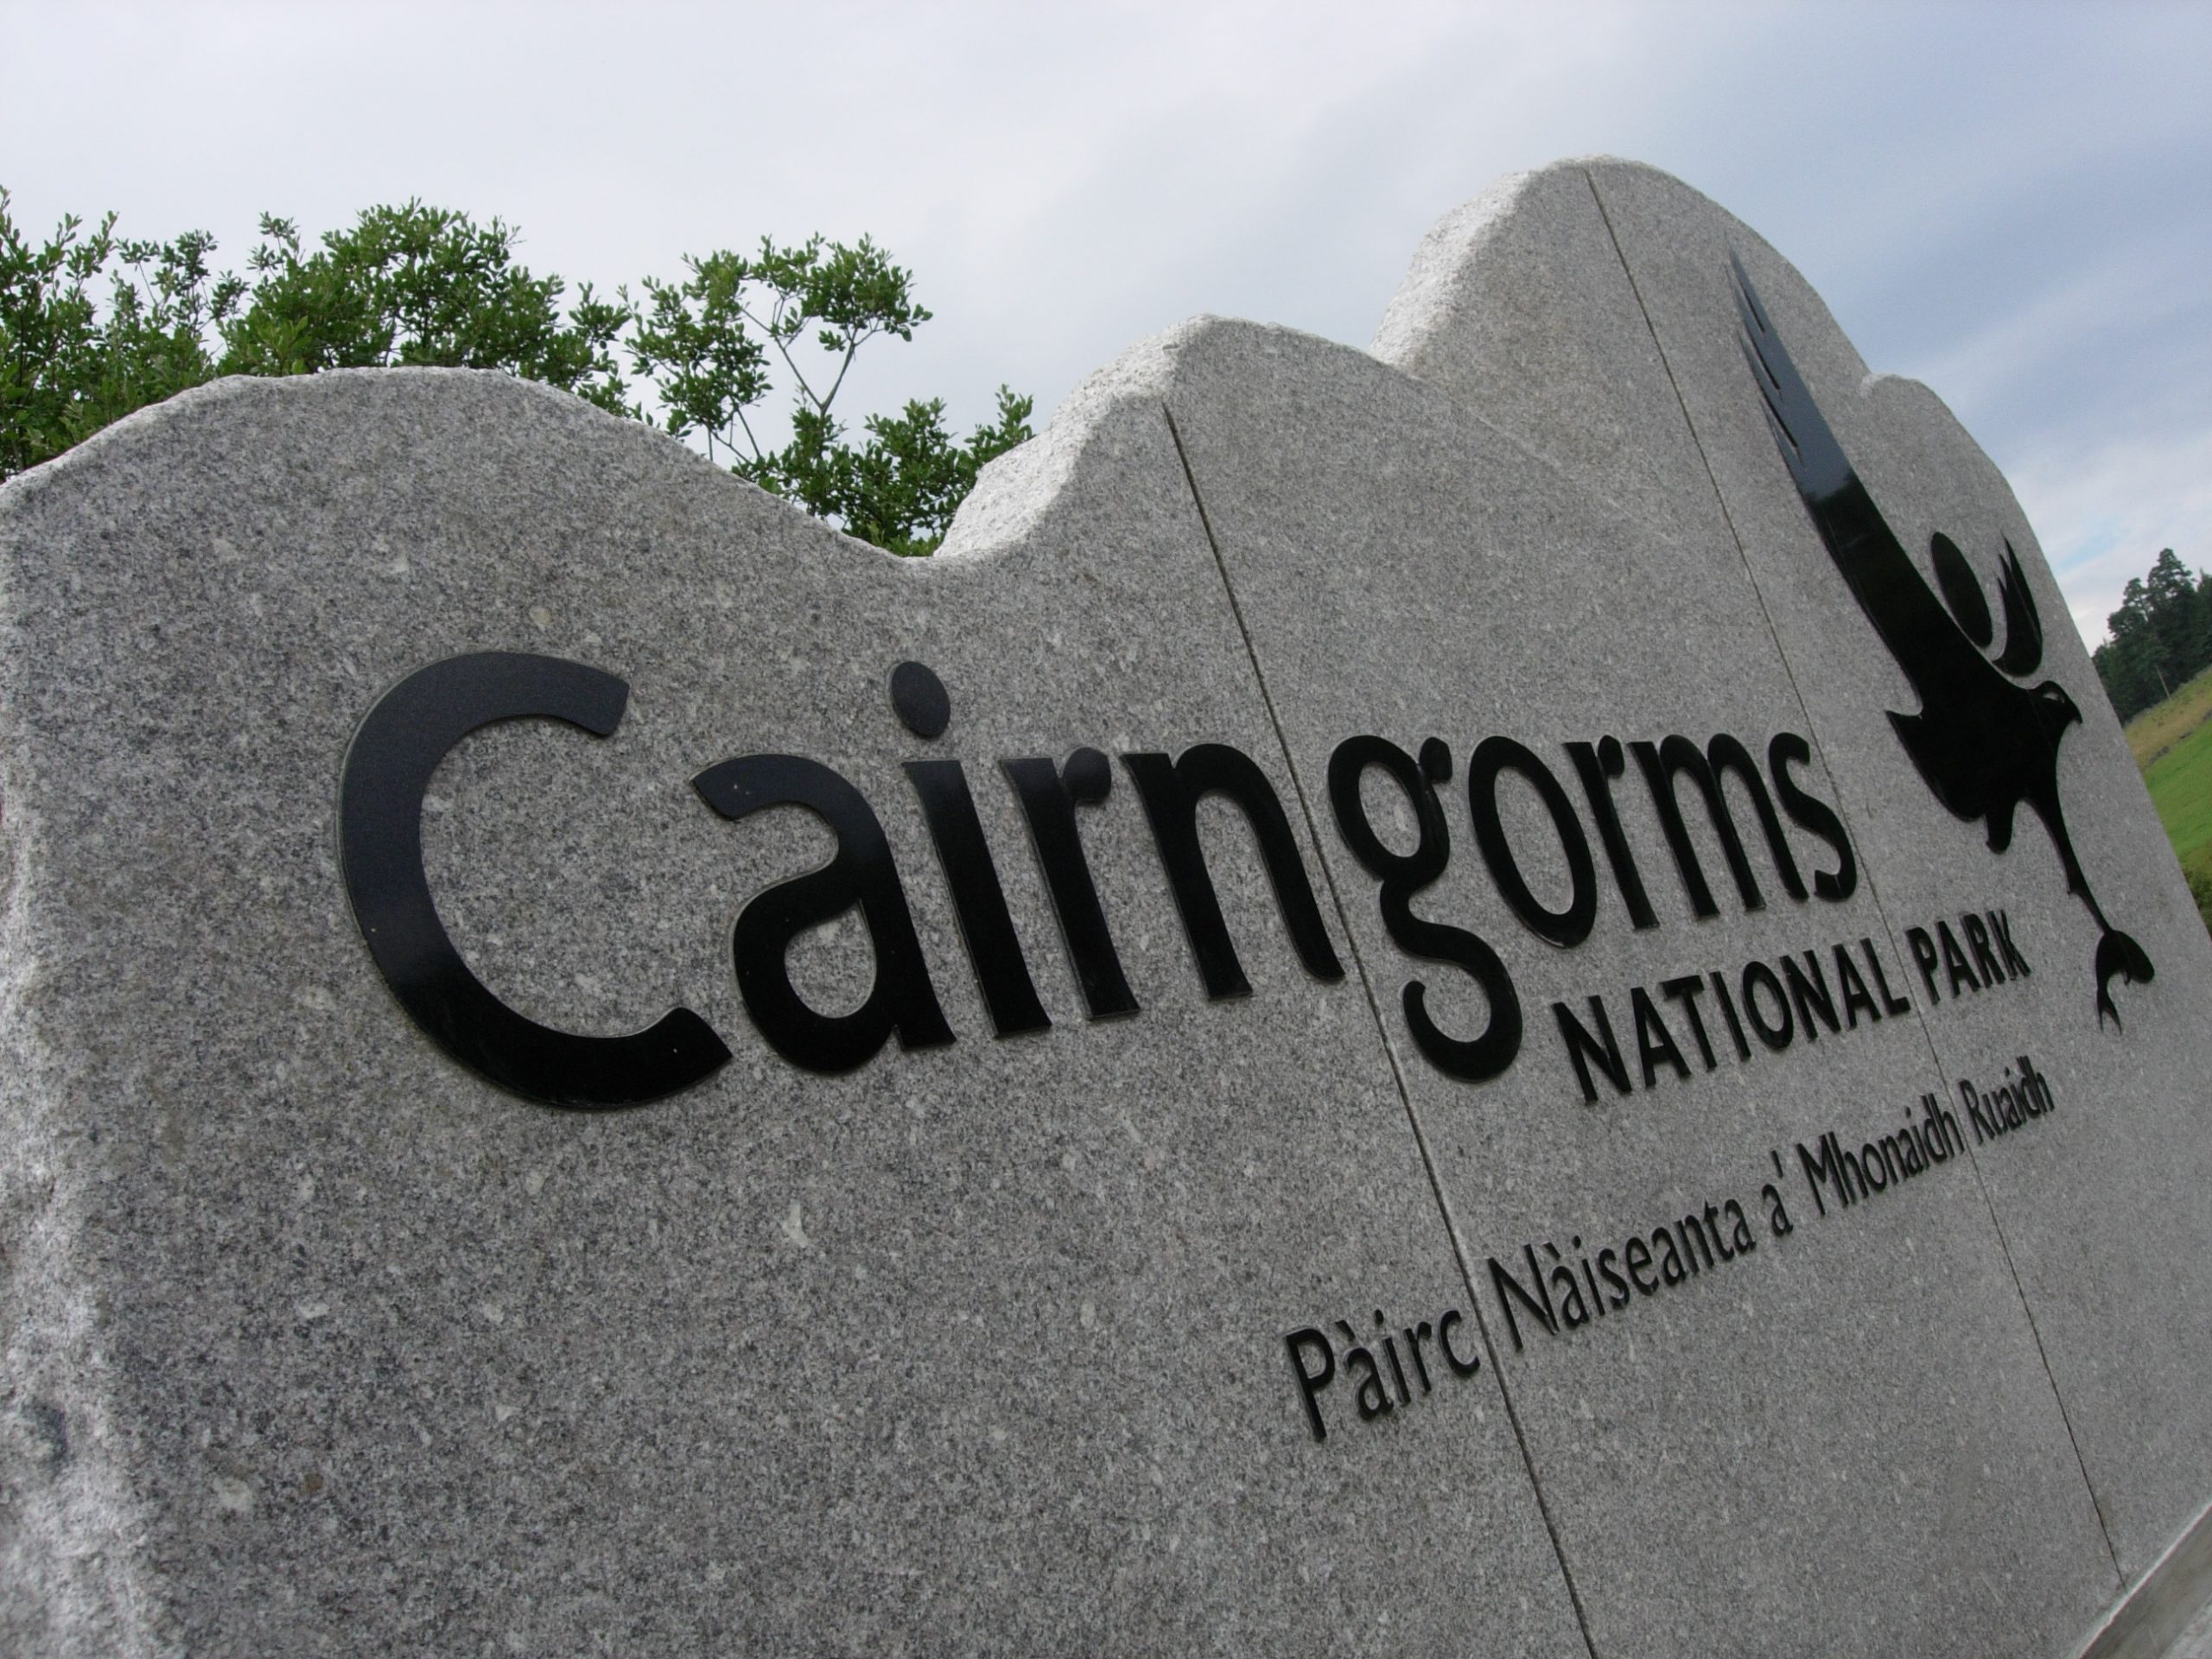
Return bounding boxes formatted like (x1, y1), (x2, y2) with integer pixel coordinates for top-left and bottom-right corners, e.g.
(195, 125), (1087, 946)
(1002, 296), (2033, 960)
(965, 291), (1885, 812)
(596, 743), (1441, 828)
(3, 1), (2207, 645)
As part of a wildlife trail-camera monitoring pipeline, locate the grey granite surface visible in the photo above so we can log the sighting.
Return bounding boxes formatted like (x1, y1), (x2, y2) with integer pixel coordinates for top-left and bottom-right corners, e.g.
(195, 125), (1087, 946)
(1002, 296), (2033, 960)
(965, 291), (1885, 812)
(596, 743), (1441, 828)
(1576, 159), (2212, 1580)
(3, 158), (2207, 1658)
(1161, 315), (2118, 1659)
(0, 367), (1581, 1656)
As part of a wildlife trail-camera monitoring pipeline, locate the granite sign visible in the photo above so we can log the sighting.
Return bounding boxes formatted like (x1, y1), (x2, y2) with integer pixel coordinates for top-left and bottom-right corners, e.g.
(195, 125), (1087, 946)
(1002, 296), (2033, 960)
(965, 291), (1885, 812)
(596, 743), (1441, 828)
(4, 160), (2209, 1657)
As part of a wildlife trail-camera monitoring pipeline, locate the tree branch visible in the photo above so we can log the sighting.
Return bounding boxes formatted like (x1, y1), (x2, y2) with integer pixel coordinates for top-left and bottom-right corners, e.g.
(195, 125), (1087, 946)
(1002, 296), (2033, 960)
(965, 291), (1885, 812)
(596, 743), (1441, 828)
(733, 402), (766, 466)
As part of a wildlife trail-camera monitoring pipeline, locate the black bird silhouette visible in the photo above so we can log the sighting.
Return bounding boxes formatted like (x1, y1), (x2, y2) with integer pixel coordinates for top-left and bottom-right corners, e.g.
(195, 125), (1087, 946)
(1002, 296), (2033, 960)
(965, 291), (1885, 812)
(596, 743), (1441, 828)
(1732, 255), (2154, 1028)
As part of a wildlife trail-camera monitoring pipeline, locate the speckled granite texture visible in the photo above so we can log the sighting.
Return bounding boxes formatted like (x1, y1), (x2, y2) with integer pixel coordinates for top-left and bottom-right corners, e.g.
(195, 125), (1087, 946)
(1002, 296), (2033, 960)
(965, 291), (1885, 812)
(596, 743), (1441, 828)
(3, 160), (2205, 1658)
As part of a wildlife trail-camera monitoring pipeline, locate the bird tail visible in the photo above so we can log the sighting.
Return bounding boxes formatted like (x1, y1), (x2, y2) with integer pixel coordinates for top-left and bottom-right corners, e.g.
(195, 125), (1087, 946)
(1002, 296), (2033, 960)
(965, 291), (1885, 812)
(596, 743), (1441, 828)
(2093, 927), (2156, 1030)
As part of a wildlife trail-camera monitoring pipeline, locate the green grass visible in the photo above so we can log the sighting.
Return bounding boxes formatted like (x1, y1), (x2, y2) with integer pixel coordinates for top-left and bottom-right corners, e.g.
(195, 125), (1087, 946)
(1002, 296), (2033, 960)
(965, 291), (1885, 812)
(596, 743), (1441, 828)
(2126, 669), (2212, 932)
(2126, 663), (2212, 769)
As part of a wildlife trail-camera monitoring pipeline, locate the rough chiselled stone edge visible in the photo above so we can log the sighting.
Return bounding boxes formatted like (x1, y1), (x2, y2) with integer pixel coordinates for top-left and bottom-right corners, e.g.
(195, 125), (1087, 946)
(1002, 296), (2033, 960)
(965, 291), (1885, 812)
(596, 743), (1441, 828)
(2076, 1497), (2212, 1659)
(1369, 165), (1545, 364)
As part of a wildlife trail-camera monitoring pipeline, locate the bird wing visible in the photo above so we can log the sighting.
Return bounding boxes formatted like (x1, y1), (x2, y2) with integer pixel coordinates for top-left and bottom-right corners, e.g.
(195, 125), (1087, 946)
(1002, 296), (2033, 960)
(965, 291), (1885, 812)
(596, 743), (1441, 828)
(1732, 256), (1986, 710)
(1992, 538), (2045, 678)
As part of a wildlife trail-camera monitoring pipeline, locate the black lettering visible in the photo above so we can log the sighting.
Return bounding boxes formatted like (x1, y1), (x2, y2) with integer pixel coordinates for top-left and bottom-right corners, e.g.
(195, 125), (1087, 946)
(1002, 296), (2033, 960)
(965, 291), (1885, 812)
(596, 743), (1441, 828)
(1286, 1327), (1335, 1441)
(1554, 996), (1630, 1103)
(1346, 1344), (1391, 1420)
(1405, 1323), (1434, 1394)
(695, 753), (956, 1074)
(1631, 986), (1692, 1086)
(1576, 1237), (1605, 1320)
(1782, 950), (1840, 1039)
(1797, 1135), (1858, 1215)
(1768, 733), (1858, 901)
(1624, 1234), (1657, 1294)
(1467, 737), (1598, 947)
(1677, 1215), (1715, 1273)
(1863, 939), (1912, 1014)
(1710, 970), (1752, 1059)
(340, 652), (731, 1109)
(1961, 912), (2006, 985)
(1565, 737), (1657, 929)
(1962, 1081), (1996, 1144)
(1124, 745), (1344, 998)
(1936, 920), (1980, 996)
(1377, 1313), (1413, 1406)
(1332, 737), (1522, 1083)
(1859, 1142), (1890, 1192)
(1741, 961), (1794, 1050)
(1704, 1202), (1734, 1261)
(1726, 1198), (1757, 1255)
(1707, 734), (1808, 901)
(1889, 1127), (1923, 1177)
(1905, 925), (1942, 1005)
(1834, 1139), (1870, 1198)
(905, 760), (1051, 1037)
(1551, 1254), (1591, 1328)
(1598, 1248), (1630, 1309)
(1660, 975), (1719, 1071)
(1829, 944), (1878, 1027)
(1762, 1181), (1793, 1236)
(1631, 734), (1776, 917)
(1918, 1093), (1959, 1160)
(1488, 1249), (1555, 1351)
(1002, 752), (1141, 1020)
(1438, 1308), (1481, 1376)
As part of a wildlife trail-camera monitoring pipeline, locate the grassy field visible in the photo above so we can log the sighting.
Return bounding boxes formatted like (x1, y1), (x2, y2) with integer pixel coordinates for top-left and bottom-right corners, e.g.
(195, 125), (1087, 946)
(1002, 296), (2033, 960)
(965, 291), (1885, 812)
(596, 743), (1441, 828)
(2126, 665), (2212, 932)
(2126, 664), (2212, 769)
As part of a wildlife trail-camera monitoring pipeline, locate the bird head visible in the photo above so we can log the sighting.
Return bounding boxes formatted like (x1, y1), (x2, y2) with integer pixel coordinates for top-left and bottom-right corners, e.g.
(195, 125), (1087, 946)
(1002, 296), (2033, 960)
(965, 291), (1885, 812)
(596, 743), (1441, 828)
(2034, 679), (2082, 734)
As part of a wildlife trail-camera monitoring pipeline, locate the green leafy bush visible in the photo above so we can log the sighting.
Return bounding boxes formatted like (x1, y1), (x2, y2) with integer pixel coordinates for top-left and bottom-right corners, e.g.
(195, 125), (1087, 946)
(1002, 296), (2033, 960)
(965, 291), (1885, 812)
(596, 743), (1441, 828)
(0, 194), (1027, 556)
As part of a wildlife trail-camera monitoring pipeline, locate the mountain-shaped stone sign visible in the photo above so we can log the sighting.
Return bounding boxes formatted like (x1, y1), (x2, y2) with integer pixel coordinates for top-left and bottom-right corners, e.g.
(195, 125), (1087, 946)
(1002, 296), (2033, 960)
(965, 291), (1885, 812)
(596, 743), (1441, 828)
(4, 159), (2208, 1658)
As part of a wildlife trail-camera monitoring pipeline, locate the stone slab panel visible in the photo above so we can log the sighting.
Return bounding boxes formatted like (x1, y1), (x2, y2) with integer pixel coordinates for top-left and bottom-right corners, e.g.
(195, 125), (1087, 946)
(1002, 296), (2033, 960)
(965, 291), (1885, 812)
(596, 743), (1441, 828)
(0, 366), (1585, 1656)
(1159, 315), (2122, 1658)
(1370, 160), (1733, 553)
(1580, 158), (2212, 1578)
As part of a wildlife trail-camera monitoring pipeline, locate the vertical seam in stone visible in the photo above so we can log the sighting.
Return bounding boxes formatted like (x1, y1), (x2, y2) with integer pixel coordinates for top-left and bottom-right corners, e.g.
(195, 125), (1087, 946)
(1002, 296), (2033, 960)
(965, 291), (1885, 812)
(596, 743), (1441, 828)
(1160, 399), (1603, 1659)
(1580, 165), (2125, 1584)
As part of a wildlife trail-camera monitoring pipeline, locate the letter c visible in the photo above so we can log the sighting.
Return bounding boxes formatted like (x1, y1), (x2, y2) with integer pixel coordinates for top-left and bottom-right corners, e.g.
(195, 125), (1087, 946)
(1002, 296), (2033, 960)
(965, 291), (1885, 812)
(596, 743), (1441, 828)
(339, 652), (730, 1109)
(1437, 1307), (1481, 1376)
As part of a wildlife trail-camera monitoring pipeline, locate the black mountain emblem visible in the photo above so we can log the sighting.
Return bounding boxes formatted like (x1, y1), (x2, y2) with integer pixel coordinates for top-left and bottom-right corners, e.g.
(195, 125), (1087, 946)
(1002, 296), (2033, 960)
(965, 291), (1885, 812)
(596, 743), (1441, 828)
(1732, 257), (2154, 1028)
